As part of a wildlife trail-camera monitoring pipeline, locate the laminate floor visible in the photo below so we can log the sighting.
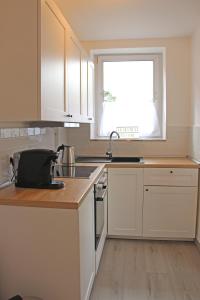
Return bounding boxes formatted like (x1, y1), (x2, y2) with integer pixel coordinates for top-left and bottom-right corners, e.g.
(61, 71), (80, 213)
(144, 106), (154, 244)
(90, 239), (200, 300)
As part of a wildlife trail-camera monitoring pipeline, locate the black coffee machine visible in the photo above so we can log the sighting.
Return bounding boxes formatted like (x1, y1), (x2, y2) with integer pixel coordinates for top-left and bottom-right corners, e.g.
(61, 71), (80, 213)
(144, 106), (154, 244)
(12, 149), (64, 189)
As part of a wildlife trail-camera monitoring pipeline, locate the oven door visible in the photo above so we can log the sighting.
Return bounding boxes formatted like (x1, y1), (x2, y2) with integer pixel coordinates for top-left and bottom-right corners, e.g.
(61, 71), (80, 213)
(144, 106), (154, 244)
(94, 184), (107, 250)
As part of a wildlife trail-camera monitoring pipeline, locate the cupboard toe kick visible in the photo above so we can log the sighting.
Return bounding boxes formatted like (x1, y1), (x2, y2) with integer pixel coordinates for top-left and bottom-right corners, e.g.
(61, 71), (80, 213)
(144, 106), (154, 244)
(108, 168), (198, 240)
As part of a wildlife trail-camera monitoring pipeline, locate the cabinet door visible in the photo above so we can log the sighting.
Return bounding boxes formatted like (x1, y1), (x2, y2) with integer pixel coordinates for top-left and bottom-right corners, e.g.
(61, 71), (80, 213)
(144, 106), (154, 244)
(87, 61), (94, 122)
(143, 186), (197, 239)
(108, 168), (143, 237)
(65, 33), (82, 122)
(79, 189), (95, 300)
(41, 0), (66, 121)
(81, 50), (88, 119)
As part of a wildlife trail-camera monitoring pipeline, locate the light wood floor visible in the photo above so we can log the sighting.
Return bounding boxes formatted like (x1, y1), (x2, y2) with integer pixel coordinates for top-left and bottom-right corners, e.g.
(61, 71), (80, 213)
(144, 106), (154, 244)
(90, 239), (200, 300)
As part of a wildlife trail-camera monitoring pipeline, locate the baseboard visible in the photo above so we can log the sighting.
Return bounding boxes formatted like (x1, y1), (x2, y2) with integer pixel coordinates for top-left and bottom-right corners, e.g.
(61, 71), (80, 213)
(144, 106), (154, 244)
(107, 235), (194, 242)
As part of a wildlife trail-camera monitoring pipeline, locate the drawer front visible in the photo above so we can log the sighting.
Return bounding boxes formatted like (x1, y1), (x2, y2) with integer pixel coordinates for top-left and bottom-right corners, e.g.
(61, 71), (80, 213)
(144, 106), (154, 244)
(144, 168), (198, 186)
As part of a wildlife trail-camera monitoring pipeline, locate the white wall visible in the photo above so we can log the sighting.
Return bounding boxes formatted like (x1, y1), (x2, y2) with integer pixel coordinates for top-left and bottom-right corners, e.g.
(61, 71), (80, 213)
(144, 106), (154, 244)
(67, 37), (191, 157)
(190, 24), (200, 243)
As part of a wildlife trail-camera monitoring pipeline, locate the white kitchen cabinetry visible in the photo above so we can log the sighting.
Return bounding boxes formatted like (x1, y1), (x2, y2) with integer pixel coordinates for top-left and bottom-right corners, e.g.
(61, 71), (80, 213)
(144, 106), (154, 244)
(41, 0), (66, 121)
(143, 168), (198, 239)
(65, 32), (82, 122)
(0, 0), (66, 122)
(108, 168), (143, 237)
(79, 189), (96, 300)
(0, 189), (95, 300)
(87, 61), (95, 122)
(65, 35), (94, 123)
(0, 0), (93, 123)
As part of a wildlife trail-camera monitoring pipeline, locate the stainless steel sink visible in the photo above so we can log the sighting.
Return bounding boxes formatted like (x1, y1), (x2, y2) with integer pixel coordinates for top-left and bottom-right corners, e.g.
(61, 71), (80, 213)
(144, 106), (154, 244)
(76, 156), (111, 163)
(76, 156), (143, 163)
(111, 157), (143, 163)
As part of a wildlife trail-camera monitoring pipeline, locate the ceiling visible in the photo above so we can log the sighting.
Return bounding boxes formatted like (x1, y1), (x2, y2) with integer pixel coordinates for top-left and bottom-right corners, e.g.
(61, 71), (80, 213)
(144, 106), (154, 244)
(54, 0), (200, 41)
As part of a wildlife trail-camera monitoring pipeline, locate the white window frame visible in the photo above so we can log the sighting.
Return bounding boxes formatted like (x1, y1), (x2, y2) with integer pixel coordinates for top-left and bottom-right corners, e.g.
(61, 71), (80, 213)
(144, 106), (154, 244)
(92, 52), (166, 140)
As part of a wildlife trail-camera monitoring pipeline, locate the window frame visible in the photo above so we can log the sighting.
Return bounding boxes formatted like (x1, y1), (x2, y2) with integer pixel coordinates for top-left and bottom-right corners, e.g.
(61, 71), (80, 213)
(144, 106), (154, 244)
(92, 52), (166, 140)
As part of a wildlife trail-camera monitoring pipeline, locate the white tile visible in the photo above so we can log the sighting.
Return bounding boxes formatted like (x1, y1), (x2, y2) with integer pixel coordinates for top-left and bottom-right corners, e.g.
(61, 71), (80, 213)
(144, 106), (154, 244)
(19, 128), (28, 137)
(28, 128), (35, 136)
(34, 128), (41, 135)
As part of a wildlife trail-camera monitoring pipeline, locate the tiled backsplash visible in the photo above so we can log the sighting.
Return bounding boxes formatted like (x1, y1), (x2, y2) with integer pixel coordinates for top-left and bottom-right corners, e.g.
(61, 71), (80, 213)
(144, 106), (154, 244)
(66, 124), (190, 157)
(0, 127), (46, 139)
(0, 127), (57, 185)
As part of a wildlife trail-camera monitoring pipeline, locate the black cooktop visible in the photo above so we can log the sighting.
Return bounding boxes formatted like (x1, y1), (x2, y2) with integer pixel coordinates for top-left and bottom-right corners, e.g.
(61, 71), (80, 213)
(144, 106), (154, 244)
(53, 165), (97, 178)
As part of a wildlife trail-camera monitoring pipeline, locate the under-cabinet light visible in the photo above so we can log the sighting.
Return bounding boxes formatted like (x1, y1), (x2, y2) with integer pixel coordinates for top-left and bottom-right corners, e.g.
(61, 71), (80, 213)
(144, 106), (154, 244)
(64, 123), (80, 128)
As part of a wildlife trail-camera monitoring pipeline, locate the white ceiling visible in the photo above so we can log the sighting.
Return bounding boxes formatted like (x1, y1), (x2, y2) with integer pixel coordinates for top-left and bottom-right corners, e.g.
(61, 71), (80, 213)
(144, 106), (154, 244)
(54, 0), (200, 40)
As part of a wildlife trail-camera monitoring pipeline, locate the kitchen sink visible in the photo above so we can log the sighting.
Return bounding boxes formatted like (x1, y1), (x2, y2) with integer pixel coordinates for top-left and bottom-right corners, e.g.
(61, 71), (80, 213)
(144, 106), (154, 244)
(76, 156), (111, 163)
(76, 156), (144, 163)
(111, 157), (143, 163)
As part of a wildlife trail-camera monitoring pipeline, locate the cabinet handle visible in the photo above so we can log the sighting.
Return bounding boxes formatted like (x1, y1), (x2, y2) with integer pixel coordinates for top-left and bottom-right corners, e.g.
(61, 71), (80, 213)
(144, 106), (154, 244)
(88, 117), (93, 121)
(145, 189), (149, 192)
(170, 170), (173, 174)
(65, 114), (73, 118)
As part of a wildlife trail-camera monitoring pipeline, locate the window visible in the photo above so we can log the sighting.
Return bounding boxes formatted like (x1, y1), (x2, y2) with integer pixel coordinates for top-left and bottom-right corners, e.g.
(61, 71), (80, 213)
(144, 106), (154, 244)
(93, 52), (165, 140)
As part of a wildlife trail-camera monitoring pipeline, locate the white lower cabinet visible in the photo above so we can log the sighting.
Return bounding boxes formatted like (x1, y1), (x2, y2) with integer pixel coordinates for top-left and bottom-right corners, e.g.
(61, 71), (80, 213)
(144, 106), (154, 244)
(108, 167), (198, 240)
(143, 186), (198, 239)
(79, 189), (95, 300)
(0, 189), (95, 300)
(108, 168), (143, 237)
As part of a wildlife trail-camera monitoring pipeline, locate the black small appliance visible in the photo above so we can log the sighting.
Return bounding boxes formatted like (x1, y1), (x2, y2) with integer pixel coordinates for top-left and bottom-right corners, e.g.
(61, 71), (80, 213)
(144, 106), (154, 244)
(13, 149), (64, 189)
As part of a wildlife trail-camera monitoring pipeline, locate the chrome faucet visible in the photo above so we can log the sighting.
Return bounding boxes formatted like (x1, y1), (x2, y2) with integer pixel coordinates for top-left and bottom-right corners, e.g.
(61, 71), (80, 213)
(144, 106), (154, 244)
(106, 131), (120, 159)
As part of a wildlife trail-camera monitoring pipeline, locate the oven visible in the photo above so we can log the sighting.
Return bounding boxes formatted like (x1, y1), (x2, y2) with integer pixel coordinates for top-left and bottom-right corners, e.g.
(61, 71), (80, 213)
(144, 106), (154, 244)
(94, 171), (107, 250)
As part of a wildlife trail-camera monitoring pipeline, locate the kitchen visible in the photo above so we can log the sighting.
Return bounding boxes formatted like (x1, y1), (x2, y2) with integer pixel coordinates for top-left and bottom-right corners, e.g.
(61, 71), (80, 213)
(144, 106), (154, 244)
(0, 0), (200, 300)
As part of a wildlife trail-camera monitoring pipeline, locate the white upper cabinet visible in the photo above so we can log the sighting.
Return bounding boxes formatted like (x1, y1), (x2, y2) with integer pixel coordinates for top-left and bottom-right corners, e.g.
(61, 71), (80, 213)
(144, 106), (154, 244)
(65, 32), (82, 122)
(0, 0), (94, 123)
(65, 35), (95, 123)
(41, 0), (66, 121)
(87, 61), (95, 122)
(81, 51), (89, 119)
(0, 0), (39, 121)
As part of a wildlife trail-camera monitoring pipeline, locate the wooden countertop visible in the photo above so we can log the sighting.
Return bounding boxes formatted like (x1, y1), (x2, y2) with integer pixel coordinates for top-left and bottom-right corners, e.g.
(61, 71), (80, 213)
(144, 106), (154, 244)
(0, 164), (105, 210)
(0, 158), (198, 210)
(106, 157), (199, 169)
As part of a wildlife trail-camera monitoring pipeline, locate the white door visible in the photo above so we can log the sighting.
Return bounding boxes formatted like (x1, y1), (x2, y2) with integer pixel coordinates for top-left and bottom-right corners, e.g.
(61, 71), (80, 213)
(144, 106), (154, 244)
(143, 186), (198, 239)
(108, 168), (143, 237)
(41, 0), (66, 121)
